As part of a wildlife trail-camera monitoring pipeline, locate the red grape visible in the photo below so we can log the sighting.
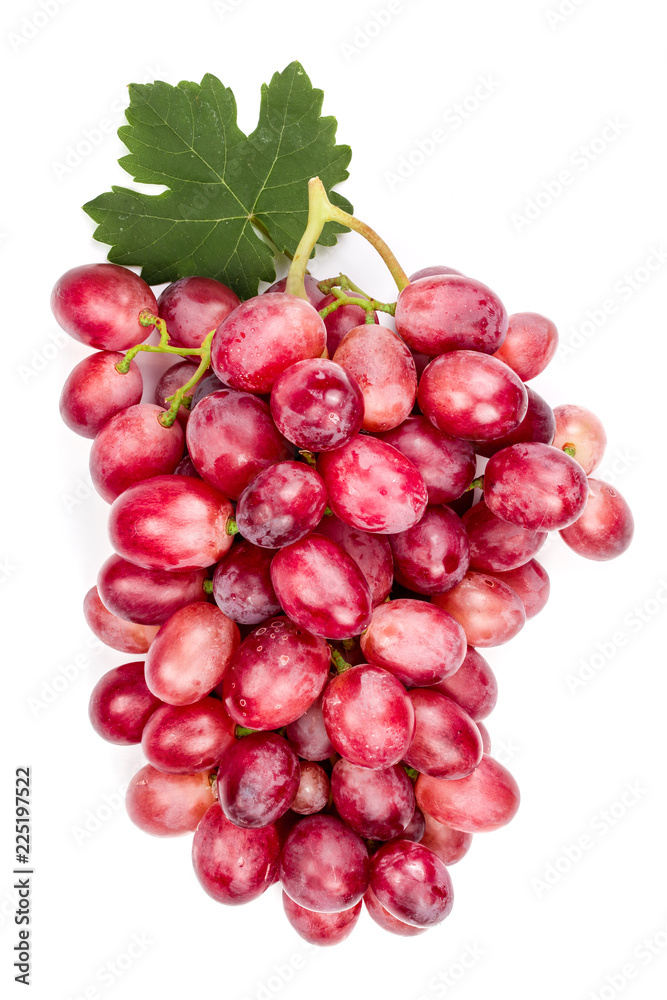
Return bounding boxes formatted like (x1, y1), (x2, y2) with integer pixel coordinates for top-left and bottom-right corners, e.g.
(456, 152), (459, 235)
(51, 263), (156, 350)
(59, 351), (143, 438)
(462, 501), (546, 572)
(401, 806), (426, 843)
(126, 765), (216, 837)
(270, 358), (364, 452)
(377, 416), (476, 504)
(473, 386), (555, 458)
(559, 479), (634, 560)
(282, 892), (361, 946)
(236, 462), (327, 548)
(142, 697), (236, 773)
(364, 885), (426, 936)
(416, 755), (520, 832)
(333, 324), (417, 432)
(315, 515), (393, 607)
(217, 733), (300, 828)
(404, 690), (482, 778)
(428, 646), (497, 721)
(320, 292), (378, 355)
(389, 505), (470, 595)
(395, 274), (508, 355)
(408, 265), (463, 281)
(157, 276), (240, 348)
(477, 721), (492, 754)
(88, 661), (161, 745)
(552, 404), (607, 475)
(484, 559), (550, 619)
(97, 554), (208, 626)
(285, 692), (335, 761)
(331, 760), (415, 841)
(492, 311), (558, 380)
(192, 802), (280, 904)
(211, 540), (281, 625)
(266, 274), (327, 308)
(432, 572), (525, 647)
(154, 360), (200, 427)
(291, 761), (330, 815)
(420, 813), (473, 865)
(83, 585), (159, 652)
(370, 840), (454, 927)
(279, 815), (370, 912)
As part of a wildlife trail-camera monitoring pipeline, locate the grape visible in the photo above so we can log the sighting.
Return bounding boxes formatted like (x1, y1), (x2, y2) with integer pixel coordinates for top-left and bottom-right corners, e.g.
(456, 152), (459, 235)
(319, 292), (378, 355)
(186, 389), (290, 499)
(90, 404), (185, 503)
(211, 293), (326, 394)
(217, 733), (300, 828)
(395, 274), (508, 355)
(389, 505), (470, 596)
(157, 276), (240, 349)
(332, 323), (417, 432)
(484, 442), (589, 530)
(266, 274), (327, 308)
(97, 554), (208, 626)
(88, 662), (161, 745)
(363, 886), (426, 936)
(552, 404), (607, 475)
(492, 311), (558, 380)
(415, 755), (520, 833)
(560, 479), (634, 560)
(270, 359), (364, 452)
(418, 351), (528, 441)
(59, 351), (143, 438)
(331, 760), (415, 841)
(432, 572), (526, 647)
(315, 515), (393, 607)
(192, 802), (280, 905)
(190, 370), (225, 408)
(428, 646), (498, 721)
(473, 386), (556, 458)
(141, 697), (236, 773)
(403, 690), (482, 779)
(401, 806), (426, 843)
(51, 263), (157, 350)
(285, 692), (335, 761)
(360, 599), (466, 686)
(462, 501), (546, 572)
(477, 721), (492, 754)
(377, 416), (476, 505)
(235, 462), (327, 548)
(279, 814), (370, 912)
(145, 603), (240, 705)
(282, 892), (361, 946)
(126, 765), (216, 837)
(270, 534), (373, 640)
(291, 761), (330, 815)
(484, 559), (550, 619)
(83, 586), (159, 653)
(108, 475), (234, 571)
(211, 540), (281, 624)
(222, 616), (330, 729)
(321, 664), (415, 769)
(408, 265), (463, 281)
(317, 435), (428, 534)
(419, 813), (473, 865)
(154, 360), (200, 427)
(370, 840), (454, 928)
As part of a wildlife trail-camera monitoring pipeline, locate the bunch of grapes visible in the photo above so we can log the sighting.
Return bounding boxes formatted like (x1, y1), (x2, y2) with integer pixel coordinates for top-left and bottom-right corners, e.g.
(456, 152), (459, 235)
(53, 225), (633, 945)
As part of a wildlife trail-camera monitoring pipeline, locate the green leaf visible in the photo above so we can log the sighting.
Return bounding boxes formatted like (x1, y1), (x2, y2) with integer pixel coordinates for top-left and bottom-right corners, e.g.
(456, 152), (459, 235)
(83, 62), (352, 300)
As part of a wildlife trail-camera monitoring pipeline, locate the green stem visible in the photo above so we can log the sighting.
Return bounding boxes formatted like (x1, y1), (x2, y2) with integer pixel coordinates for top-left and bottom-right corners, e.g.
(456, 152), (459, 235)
(466, 475), (485, 492)
(158, 330), (215, 427)
(226, 517), (239, 535)
(562, 443), (577, 458)
(299, 450), (317, 468)
(318, 287), (396, 321)
(203, 579), (214, 595)
(235, 726), (257, 738)
(330, 647), (352, 674)
(403, 766), (420, 782)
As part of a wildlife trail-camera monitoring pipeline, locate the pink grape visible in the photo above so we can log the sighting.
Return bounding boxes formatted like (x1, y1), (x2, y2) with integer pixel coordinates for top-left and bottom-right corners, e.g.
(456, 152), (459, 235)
(291, 762), (330, 815)
(282, 892), (361, 946)
(222, 616), (330, 729)
(321, 665), (415, 769)
(552, 404), (607, 475)
(377, 416), (476, 504)
(190, 370), (225, 408)
(270, 358), (364, 452)
(126, 765), (216, 837)
(266, 274), (327, 308)
(360, 599), (466, 686)
(370, 840), (454, 928)
(217, 733), (300, 828)
(484, 559), (550, 619)
(192, 802), (280, 905)
(90, 404), (185, 502)
(236, 462), (327, 548)
(420, 813), (473, 865)
(364, 886), (426, 937)
(174, 455), (200, 477)
(408, 265), (463, 281)
(315, 514), (393, 606)
(285, 692), (335, 761)
(108, 475), (234, 571)
(332, 323), (417, 432)
(432, 572), (526, 647)
(462, 501), (546, 572)
(270, 534), (373, 640)
(186, 389), (290, 499)
(83, 586), (159, 653)
(331, 760), (415, 841)
(59, 351), (143, 438)
(211, 540), (281, 624)
(157, 276), (240, 349)
(560, 479), (634, 560)
(51, 263), (156, 350)
(403, 690), (483, 779)
(279, 815), (370, 913)
(154, 360), (200, 427)
(320, 292), (378, 355)
(492, 311), (558, 380)
(389, 505), (470, 595)
(141, 696), (236, 773)
(395, 274), (508, 355)
(484, 442), (589, 530)
(88, 661), (161, 745)
(473, 386), (555, 458)
(97, 554), (208, 626)
(416, 755), (520, 833)
(401, 807), (426, 843)
(211, 293), (326, 394)
(477, 721), (492, 754)
(428, 646), (498, 721)
(317, 435), (428, 534)
(418, 351), (528, 440)
(145, 603), (240, 705)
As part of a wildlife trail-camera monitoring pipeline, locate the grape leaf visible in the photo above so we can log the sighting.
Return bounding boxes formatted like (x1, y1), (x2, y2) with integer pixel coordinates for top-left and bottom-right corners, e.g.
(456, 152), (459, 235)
(83, 62), (352, 300)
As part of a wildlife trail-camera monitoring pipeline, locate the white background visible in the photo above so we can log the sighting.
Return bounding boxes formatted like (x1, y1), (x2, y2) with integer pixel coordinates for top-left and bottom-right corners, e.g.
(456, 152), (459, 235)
(2, 1), (666, 998)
